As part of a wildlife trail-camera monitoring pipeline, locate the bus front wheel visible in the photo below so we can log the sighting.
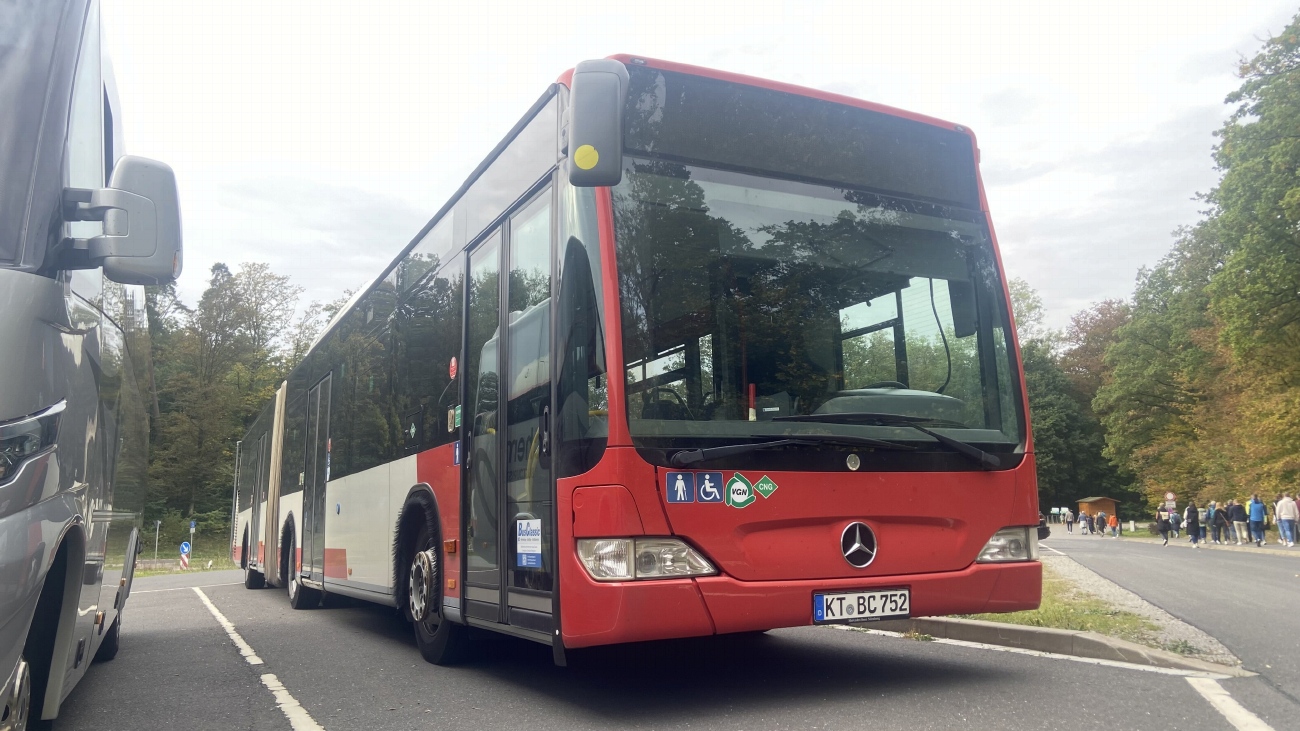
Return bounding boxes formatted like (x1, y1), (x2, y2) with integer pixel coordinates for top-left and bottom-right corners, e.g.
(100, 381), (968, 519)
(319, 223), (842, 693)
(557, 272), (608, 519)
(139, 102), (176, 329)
(408, 520), (468, 665)
(285, 530), (319, 610)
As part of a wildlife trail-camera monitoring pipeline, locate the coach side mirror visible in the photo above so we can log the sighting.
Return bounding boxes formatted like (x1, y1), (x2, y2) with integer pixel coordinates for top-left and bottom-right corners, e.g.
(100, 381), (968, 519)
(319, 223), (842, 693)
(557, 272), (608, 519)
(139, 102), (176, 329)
(567, 59), (630, 188)
(65, 155), (183, 285)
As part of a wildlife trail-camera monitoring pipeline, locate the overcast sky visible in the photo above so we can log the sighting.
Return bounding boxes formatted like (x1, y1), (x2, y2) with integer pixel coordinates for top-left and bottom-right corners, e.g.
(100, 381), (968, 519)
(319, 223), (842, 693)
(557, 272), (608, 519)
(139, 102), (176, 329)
(103, 0), (1298, 328)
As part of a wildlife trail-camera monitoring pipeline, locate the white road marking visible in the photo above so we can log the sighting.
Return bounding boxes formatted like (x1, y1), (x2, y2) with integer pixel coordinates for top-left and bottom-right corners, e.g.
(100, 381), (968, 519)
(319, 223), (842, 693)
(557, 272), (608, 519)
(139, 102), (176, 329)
(839, 625), (1235, 679)
(1039, 543), (1068, 556)
(261, 673), (327, 731)
(194, 587), (263, 665)
(192, 588), (327, 730)
(1186, 677), (1275, 731)
(133, 582), (242, 594)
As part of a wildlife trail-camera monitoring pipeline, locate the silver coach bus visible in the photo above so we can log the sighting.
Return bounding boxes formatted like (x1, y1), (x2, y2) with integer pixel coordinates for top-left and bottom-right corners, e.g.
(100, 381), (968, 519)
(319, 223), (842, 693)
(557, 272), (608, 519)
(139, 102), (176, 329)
(1, 0), (182, 727)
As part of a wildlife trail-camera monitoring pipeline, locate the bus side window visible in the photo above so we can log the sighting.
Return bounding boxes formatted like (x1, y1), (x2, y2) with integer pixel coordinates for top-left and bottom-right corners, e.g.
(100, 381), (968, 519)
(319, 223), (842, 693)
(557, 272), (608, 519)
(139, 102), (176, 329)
(394, 256), (464, 453)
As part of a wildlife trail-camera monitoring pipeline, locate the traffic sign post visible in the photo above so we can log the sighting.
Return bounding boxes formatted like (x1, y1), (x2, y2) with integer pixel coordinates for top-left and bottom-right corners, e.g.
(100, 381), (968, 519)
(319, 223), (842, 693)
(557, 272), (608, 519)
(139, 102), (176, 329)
(180, 541), (191, 570)
(190, 520), (196, 563)
(154, 520), (161, 561)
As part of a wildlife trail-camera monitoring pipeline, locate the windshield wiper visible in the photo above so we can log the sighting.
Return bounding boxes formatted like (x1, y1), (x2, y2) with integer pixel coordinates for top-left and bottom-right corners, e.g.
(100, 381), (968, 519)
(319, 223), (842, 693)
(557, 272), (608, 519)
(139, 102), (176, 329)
(669, 433), (913, 468)
(772, 412), (1002, 470)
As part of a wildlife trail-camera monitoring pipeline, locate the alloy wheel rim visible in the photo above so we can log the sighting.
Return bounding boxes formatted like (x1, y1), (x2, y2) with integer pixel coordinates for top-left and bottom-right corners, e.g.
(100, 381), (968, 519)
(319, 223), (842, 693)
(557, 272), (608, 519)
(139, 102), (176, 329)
(2, 657), (30, 731)
(408, 548), (437, 624)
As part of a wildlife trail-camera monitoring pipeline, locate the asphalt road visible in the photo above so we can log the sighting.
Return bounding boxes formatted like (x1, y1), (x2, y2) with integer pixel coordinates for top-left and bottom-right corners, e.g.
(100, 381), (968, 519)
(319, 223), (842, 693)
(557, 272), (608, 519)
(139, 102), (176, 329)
(1044, 529), (1300, 729)
(54, 567), (1279, 731)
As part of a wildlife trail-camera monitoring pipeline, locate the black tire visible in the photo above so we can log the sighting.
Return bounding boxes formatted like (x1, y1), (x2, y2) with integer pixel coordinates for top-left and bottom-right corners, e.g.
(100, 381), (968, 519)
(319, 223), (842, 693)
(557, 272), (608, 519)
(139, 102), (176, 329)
(285, 530), (319, 610)
(244, 562), (265, 589)
(94, 617), (121, 662)
(408, 519), (469, 665)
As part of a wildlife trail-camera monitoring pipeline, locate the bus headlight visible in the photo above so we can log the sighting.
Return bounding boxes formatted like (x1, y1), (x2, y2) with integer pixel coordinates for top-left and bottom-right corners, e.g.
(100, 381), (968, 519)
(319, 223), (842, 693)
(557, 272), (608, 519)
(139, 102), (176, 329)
(577, 538), (716, 581)
(0, 401), (64, 484)
(976, 527), (1039, 563)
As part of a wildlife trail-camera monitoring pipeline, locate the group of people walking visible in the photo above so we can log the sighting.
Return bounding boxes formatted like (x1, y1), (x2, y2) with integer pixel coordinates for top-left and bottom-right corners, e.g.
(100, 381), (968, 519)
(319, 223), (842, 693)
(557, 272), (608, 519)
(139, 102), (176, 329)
(1060, 508), (1119, 537)
(1153, 493), (1299, 548)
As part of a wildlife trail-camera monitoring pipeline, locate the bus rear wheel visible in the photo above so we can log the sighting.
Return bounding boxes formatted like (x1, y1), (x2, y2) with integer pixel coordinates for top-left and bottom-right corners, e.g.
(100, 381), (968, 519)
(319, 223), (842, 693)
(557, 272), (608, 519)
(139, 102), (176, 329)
(408, 521), (468, 665)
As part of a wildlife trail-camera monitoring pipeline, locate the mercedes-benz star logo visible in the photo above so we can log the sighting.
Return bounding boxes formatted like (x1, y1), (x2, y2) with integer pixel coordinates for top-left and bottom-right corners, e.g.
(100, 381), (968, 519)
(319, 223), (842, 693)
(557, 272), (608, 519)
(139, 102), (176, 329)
(841, 522), (877, 569)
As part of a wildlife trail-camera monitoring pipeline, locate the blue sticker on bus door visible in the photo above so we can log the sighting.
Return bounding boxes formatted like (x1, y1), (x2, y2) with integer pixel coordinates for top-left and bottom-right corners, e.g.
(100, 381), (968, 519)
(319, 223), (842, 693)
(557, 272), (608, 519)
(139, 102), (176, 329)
(453, 440), (461, 465)
(516, 519), (542, 568)
(666, 472), (695, 502)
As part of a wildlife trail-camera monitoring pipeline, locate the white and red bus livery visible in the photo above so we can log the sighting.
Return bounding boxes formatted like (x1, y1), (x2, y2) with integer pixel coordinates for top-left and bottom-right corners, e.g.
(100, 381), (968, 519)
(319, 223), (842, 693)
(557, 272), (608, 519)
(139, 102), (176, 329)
(232, 56), (1041, 665)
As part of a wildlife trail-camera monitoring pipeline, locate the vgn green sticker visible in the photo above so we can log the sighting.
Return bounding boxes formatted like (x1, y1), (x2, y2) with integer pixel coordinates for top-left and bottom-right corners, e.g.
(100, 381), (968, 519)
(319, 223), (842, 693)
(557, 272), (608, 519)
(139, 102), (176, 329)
(726, 473), (778, 508)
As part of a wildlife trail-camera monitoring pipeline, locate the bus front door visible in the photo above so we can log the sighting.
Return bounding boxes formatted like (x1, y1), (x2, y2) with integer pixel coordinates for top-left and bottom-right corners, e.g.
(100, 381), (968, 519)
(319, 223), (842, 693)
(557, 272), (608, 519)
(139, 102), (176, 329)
(462, 189), (555, 636)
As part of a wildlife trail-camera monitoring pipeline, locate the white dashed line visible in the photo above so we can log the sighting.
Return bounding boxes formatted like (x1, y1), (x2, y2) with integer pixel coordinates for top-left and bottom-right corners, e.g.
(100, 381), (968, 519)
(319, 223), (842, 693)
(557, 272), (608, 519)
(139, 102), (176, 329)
(841, 625), (1234, 678)
(261, 673), (327, 731)
(1185, 677), (1275, 731)
(192, 587), (327, 730)
(193, 587), (263, 665)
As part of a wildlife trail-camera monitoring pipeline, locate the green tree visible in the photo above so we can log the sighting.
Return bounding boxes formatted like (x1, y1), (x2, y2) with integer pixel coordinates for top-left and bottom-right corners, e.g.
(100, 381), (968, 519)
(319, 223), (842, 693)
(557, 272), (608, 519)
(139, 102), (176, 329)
(1010, 280), (1136, 515)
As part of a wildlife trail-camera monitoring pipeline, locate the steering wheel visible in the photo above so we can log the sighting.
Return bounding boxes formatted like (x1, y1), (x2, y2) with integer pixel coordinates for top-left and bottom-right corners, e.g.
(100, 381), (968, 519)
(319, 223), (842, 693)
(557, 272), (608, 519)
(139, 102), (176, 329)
(647, 387), (695, 420)
(863, 381), (907, 389)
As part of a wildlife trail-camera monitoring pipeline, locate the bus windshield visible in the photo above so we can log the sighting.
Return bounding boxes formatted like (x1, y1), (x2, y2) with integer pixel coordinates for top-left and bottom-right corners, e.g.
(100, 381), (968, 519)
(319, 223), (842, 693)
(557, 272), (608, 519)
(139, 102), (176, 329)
(613, 160), (1023, 460)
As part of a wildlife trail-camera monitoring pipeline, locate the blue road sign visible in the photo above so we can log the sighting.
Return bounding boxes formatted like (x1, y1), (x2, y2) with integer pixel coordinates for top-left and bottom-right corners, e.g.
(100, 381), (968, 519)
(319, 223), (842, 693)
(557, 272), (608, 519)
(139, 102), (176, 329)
(180, 541), (191, 555)
(666, 472), (695, 502)
(697, 472), (724, 502)
(190, 519), (196, 530)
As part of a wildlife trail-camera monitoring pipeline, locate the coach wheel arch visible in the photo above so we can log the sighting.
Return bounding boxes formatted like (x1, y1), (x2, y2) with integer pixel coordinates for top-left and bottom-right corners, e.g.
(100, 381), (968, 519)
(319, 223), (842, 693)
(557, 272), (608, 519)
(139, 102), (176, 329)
(26, 526), (87, 722)
(394, 487), (441, 620)
(240, 525), (249, 570)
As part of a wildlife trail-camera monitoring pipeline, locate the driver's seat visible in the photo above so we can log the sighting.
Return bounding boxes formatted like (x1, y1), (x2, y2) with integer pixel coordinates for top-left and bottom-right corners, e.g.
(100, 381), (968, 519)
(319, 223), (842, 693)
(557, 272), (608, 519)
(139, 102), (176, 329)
(641, 398), (687, 421)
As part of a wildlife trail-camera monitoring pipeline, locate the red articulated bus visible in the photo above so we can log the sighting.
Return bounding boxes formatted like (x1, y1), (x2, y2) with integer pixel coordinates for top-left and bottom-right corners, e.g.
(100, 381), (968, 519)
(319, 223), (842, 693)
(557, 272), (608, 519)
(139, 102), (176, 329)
(231, 55), (1040, 665)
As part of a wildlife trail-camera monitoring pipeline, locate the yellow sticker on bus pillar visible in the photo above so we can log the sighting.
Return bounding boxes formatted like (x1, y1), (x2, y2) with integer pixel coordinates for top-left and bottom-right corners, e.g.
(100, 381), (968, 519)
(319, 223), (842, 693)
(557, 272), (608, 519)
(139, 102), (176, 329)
(574, 144), (599, 170)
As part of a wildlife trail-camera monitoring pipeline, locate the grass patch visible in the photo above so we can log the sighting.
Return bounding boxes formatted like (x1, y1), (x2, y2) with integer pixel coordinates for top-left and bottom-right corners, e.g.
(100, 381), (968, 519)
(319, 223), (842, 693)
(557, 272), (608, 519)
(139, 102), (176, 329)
(1163, 639), (1201, 655)
(963, 564), (1159, 645)
(901, 630), (935, 642)
(134, 548), (239, 577)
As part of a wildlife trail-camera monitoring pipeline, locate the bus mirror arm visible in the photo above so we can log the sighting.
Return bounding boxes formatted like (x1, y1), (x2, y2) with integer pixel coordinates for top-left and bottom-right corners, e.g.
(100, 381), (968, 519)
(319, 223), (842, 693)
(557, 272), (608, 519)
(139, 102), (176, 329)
(62, 155), (183, 286)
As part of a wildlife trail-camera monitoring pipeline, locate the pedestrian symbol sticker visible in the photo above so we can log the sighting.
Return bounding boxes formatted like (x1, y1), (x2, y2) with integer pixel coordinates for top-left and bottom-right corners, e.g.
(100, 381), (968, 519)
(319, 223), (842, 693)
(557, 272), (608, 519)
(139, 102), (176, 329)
(726, 473), (756, 509)
(666, 472), (695, 502)
(754, 475), (778, 499)
(697, 472), (724, 502)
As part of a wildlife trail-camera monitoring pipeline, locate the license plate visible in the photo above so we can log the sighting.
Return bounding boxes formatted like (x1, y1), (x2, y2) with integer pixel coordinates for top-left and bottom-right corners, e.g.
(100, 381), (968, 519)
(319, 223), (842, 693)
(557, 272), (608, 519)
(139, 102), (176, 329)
(813, 589), (910, 623)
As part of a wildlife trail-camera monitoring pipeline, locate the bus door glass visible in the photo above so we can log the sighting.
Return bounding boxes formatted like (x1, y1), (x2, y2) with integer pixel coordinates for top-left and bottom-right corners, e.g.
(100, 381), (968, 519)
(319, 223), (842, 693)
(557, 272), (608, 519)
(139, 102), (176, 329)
(463, 188), (556, 629)
(302, 374), (331, 580)
(465, 232), (502, 617)
(503, 191), (553, 620)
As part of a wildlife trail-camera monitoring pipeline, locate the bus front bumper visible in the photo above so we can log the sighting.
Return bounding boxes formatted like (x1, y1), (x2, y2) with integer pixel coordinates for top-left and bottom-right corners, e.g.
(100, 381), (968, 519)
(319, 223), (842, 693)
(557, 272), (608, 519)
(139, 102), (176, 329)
(560, 560), (1041, 648)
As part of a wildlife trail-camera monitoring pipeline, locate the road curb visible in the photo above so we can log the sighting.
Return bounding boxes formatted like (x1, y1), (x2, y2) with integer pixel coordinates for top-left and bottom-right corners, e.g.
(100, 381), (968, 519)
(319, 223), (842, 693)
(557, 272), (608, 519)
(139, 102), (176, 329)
(869, 617), (1255, 677)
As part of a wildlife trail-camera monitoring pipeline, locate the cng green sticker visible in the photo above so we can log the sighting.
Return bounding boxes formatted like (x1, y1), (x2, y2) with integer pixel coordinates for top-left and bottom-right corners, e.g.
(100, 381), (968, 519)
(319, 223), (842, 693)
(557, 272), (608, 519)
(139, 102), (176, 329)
(753, 475), (778, 499)
(725, 473), (756, 509)
(454, 405), (462, 428)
